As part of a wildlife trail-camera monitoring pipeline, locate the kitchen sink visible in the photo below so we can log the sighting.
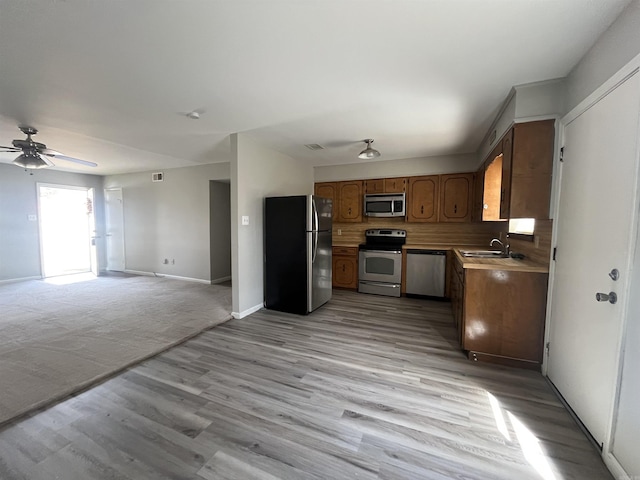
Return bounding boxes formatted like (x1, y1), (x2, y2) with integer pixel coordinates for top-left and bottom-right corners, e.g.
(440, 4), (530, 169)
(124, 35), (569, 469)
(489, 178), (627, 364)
(459, 250), (509, 258)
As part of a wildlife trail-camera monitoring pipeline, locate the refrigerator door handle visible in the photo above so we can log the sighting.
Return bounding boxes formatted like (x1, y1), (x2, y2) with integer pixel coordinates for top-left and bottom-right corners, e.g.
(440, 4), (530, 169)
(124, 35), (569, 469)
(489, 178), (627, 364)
(312, 230), (318, 263)
(313, 198), (319, 232)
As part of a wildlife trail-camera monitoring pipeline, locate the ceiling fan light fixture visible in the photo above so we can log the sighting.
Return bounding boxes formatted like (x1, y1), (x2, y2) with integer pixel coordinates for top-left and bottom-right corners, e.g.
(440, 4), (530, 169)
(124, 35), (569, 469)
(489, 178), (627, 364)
(13, 152), (53, 169)
(358, 139), (381, 160)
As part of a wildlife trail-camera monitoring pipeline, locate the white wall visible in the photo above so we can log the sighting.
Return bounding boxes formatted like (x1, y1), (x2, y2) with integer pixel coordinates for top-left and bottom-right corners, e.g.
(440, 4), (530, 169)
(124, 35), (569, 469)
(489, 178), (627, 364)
(230, 133), (314, 318)
(477, 92), (516, 163)
(565, 0), (640, 113)
(0, 163), (105, 282)
(104, 162), (230, 282)
(314, 153), (478, 183)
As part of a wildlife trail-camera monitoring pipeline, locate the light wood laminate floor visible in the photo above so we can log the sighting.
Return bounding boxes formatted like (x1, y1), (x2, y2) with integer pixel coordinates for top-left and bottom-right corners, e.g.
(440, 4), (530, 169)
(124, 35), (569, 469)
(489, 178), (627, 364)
(0, 290), (612, 479)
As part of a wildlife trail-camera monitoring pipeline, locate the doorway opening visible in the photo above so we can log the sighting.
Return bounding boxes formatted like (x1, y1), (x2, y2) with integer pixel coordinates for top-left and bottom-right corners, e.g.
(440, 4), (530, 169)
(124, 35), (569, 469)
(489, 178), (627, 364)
(209, 180), (231, 286)
(37, 184), (97, 278)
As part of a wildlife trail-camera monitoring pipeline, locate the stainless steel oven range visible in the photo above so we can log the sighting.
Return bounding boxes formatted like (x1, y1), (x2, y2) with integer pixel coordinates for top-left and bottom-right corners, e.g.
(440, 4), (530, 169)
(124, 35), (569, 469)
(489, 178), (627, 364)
(358, 229), (406, 297)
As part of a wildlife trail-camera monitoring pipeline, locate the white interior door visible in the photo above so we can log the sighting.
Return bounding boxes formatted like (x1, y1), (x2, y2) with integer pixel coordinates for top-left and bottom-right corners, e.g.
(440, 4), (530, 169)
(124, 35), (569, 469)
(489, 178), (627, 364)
(547, 72), (640, 447)
(105, 188), (125, 271)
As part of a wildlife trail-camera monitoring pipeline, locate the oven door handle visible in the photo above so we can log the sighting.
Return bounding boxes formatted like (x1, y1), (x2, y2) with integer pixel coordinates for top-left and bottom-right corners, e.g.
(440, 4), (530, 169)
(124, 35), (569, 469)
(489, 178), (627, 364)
(361, 249), (402, 254)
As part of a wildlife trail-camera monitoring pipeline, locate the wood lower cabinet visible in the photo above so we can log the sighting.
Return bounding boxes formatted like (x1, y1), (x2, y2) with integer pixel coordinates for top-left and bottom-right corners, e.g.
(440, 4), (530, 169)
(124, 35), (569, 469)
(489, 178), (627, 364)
(332, 246), (358, 289)
(407, 175), (439, 222)
(450, 255), (465, 343)
(337, 181), (363, 222)
(439, 173), (473, 222)
(461, 267), (548, 369)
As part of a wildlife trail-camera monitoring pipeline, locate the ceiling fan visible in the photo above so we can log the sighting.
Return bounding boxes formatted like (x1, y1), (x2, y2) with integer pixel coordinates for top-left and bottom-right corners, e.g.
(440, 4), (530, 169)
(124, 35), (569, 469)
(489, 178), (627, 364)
(0, 126), (97, 170)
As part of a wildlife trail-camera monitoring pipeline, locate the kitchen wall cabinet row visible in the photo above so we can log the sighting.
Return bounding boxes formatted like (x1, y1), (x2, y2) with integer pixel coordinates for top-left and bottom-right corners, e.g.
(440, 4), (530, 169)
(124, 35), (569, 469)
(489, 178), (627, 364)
(315, 172), (474, 224)
(475, 119), (555, 221)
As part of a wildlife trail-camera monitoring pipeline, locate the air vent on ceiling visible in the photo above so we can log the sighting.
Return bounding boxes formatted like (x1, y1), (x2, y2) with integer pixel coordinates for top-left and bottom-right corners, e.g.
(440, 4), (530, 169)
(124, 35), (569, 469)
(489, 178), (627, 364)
(152, 172), (164, 182)
(305, 144), (324, 151)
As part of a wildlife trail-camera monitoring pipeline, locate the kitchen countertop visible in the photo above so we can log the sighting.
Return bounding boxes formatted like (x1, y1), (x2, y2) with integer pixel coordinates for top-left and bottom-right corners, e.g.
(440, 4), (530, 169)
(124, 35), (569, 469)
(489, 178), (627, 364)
(332, 243), (549, 273)
(452, 248), (549, 273)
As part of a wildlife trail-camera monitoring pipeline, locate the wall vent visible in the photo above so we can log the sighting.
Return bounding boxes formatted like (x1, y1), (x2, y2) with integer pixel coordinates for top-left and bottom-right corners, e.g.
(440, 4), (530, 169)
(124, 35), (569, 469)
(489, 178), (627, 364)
(152, 172), (164, 182)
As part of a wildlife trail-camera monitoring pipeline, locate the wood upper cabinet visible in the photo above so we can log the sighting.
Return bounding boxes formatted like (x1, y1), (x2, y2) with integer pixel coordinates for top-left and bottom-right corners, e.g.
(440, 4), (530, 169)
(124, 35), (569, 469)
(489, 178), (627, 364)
(337, 180), (363, 222)
(314, 182), (338, 221)
(479, 119), (554, 221)
(472, 168), (485, 222)
(365, 177), (406, 194)
(384, 177), (407, 193)
(407, 175), (439, 222)
(332, 246), (358, 289)
(439, 173), (473, 222)
(500, 129), (513, 220)
(364, 179), (384, 194)
(509, 120), (554, 219)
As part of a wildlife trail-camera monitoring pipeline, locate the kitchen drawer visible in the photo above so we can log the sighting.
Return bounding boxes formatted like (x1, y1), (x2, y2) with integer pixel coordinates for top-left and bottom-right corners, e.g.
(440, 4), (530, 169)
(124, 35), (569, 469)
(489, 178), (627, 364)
(333, 246), (358, 256)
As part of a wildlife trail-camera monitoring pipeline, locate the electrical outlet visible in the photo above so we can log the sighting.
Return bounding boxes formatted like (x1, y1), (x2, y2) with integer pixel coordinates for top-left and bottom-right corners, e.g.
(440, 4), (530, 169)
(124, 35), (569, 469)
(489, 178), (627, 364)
(28, 214), (37, 221)
(241, 215), (250, 226)
(172, 259), (175, 265)
(163, 258), (169, 264)
(338, 229), (342, 236)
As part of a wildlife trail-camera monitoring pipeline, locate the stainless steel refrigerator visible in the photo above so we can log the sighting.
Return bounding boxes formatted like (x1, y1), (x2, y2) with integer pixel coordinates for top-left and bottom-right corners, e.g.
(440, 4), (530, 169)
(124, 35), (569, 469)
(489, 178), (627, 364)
(264, 195), (332, 315)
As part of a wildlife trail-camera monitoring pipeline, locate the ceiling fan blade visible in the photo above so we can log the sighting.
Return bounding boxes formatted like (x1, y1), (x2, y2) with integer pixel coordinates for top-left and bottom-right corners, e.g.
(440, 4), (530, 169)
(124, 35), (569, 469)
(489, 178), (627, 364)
(51, 155), (98, 167)
(0, 145), (21, 152)
(41, 148), (64, 156)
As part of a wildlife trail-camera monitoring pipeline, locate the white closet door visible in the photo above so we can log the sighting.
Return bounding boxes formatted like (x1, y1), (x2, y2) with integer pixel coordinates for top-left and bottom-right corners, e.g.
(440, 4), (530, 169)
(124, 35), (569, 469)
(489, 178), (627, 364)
(547, 72), (640, 447)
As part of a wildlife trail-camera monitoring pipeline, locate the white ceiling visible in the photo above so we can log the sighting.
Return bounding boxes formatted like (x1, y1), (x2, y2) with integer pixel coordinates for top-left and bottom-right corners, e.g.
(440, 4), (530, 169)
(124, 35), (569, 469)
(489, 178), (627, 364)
(0, 0), (631, 175)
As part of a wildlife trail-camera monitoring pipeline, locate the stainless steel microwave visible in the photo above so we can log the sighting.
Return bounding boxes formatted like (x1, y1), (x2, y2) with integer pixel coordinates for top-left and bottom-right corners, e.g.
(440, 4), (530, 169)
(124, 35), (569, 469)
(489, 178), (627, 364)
(364, 193), (406, 217)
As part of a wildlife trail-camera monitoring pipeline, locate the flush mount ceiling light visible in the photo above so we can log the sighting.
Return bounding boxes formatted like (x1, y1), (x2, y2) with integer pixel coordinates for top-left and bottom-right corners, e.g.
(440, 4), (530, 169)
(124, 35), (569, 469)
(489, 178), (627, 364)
(358, 139), (380, 160)
(185, 108), (205, 120)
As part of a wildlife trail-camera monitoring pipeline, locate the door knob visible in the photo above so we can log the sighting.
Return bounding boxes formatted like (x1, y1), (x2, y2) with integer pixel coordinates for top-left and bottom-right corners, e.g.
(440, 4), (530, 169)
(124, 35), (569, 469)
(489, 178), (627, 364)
(596, 292), (617, 304)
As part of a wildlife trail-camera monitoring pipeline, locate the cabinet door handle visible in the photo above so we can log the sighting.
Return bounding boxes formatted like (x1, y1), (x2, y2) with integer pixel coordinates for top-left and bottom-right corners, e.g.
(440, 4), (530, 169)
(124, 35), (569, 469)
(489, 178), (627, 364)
(454, 204), (458, 214)
(421, 205), (424, 214)
(342, 265), (346, 272)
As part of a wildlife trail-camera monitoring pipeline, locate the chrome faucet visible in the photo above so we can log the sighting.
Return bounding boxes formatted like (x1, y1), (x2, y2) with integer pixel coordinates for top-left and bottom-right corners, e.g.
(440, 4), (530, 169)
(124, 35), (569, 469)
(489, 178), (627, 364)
(490, 238), (510, 256)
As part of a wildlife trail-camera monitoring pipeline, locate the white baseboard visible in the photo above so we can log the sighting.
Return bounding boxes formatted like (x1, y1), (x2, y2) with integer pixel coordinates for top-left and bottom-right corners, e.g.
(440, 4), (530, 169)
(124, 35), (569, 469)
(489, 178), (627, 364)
(603, 451), (630, 480)
(123, 270), (210, 284)
(0, 275), (42, 285)
(232, 303), (263, 319)
(211, 276), (231, 284)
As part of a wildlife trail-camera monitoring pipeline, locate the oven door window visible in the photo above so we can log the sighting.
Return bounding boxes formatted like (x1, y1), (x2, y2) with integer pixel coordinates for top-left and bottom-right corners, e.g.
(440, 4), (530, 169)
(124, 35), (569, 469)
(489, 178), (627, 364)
(365, 256), (395, 275)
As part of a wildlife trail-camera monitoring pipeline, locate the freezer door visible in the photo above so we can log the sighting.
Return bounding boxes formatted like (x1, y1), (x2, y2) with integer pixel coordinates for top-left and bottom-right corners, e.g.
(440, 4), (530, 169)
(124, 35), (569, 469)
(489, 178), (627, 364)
(308, 230), (332, 312)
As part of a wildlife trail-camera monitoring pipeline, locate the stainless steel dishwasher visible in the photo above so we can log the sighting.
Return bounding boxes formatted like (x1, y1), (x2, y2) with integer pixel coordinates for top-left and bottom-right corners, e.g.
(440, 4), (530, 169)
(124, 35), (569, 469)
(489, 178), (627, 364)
(405, 249), (447, 298)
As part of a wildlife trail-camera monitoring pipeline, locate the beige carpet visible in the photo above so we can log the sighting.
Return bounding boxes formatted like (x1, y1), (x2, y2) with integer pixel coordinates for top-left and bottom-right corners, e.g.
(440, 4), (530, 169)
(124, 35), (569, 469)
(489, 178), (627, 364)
(0, 274), (232, 426)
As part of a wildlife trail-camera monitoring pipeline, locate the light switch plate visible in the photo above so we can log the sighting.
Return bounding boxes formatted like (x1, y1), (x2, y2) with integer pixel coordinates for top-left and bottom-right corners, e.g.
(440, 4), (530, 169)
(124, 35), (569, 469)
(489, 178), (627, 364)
(241, 215), (250, 226)
(28, 214), (37, 221)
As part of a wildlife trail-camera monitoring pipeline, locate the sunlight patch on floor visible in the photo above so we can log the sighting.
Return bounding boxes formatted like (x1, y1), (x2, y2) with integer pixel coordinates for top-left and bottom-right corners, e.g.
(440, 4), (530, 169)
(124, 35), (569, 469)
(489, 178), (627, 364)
(487, 391), (557, 480)
(44, 272), (97, 285)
